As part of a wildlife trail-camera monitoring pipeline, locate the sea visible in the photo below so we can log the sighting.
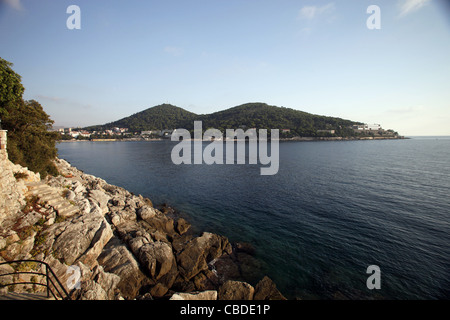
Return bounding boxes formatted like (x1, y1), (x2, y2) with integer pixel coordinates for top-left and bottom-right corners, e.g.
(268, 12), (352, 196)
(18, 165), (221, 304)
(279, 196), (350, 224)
(57, 137), (450, 300)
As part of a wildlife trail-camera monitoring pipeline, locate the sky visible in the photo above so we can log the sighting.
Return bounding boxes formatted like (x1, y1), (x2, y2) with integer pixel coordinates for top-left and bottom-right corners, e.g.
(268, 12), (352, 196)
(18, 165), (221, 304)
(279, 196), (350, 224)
(0, 0), (449, 135)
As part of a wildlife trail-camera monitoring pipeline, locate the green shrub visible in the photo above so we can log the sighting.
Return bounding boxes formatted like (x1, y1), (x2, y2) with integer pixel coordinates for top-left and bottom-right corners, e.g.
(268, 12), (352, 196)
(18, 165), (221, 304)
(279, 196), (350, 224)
(14, 172), (29, 180)
(1, 58), (59, 178)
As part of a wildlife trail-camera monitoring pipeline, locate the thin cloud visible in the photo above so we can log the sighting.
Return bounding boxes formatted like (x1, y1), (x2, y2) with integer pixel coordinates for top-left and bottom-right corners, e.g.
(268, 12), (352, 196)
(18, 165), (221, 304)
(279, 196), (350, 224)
(163, 46), (184, 57)
(1, 0), (23, 11)
(298, 3), (335, 20)
(36, 95), (92, 110)
(387, 105), (425, 114)
(398, 0), (432, 17)
(36, 95), (63, 102)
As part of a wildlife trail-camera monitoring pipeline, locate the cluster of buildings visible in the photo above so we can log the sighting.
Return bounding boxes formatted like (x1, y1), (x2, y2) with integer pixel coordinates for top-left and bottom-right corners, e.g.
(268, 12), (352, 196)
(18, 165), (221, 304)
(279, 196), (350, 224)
(57, 127), (130, 139)
(57, 127), (178, 139)
(351, 123), (397, 135)
(55, 123), (396, 140)
(352, 124), (382, 131)
(140, 130), (173, 137)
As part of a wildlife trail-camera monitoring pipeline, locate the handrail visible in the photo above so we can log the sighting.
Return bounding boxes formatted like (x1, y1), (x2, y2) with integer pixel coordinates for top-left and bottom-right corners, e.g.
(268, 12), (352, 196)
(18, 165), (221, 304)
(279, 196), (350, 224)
(0, 259), (71, 300)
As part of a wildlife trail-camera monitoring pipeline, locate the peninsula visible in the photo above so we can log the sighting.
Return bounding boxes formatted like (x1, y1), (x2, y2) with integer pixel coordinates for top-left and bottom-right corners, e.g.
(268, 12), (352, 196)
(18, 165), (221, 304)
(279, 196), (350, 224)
(58, 103), (403, 141)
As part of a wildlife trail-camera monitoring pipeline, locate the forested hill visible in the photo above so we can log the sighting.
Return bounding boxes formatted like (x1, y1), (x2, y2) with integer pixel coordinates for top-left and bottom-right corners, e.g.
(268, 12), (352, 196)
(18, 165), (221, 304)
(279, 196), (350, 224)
(85, 102), (362, 137)
(86, 104), (197, 132)
(203, 103), (360, 136)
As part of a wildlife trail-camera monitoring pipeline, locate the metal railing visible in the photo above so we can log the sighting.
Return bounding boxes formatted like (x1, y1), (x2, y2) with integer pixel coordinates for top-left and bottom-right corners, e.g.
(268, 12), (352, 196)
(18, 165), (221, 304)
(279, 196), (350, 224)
(0, 260), (71, 300)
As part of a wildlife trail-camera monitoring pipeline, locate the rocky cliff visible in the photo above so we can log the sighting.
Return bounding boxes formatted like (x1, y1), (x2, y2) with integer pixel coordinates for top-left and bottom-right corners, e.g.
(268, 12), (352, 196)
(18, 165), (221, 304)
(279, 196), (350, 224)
(0, 131), (285, 300)
(0, 130), (40, 226)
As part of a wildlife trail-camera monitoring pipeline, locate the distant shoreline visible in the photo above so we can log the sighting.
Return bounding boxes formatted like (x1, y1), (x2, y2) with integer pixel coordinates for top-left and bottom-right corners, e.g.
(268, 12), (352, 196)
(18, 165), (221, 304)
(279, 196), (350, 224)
(58, 136), (408, 143)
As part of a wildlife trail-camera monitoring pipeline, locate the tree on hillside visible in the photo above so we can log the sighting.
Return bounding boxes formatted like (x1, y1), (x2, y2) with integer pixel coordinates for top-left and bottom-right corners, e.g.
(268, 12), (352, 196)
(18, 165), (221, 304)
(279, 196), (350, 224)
(0, 58), (58, 177)
(0, 57), (24, 116)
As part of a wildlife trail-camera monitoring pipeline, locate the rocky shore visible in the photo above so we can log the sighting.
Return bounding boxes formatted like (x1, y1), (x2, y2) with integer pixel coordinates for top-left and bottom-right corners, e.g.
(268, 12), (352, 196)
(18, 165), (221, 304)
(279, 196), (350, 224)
(0, 154), (285, 300)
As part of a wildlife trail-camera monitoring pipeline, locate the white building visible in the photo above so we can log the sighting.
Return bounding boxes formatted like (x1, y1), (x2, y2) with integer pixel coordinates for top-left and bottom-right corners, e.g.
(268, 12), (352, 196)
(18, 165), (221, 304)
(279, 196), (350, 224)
(79, 131), (91, 138)
(365, 124), (381, 131)
(352, 124), (382, 131)
(352, 125), (365, 131)
(161, 129), (173, 137)
(68, 131), (79, 138)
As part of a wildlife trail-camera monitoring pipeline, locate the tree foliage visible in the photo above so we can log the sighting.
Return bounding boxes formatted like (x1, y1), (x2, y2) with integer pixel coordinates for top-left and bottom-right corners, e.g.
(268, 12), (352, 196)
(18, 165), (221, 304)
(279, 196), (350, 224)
(202, 103), (358, 137)
(0, 58), (58, 178)
(0, 57), (25, 116)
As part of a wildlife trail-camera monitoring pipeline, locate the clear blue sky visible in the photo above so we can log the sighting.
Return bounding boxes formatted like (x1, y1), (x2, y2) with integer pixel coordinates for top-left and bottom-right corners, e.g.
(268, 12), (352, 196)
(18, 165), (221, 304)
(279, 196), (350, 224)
(1, 0), (449, 135)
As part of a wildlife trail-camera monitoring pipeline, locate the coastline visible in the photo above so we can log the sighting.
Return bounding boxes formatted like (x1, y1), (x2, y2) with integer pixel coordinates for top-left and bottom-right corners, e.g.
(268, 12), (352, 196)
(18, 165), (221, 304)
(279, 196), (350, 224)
(54, 157), (287, 300)
(0, 151), (286, 300)
(57, 135), (407, 143)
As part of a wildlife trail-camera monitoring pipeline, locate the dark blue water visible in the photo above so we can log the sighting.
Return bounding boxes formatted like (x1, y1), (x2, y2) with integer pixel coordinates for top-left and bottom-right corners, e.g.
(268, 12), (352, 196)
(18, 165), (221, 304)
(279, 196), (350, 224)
(57, 138), (450, 299)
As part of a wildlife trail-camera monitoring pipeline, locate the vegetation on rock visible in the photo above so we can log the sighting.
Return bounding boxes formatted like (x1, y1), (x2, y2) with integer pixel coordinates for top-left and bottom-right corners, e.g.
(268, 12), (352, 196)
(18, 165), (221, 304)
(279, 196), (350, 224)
(0, 58), (58, 177)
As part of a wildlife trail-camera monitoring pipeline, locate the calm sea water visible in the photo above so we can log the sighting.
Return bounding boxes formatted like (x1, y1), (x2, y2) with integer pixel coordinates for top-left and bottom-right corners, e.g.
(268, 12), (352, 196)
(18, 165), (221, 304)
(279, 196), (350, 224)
(57, 137), (450, 299)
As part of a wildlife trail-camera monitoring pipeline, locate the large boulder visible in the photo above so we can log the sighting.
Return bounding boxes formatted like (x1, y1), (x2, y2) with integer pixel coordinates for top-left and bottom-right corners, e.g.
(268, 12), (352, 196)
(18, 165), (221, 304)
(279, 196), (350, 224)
(170, 290), (218, 300)
(138, 241), (175, 281)
(0, 229), (36, 260)
(176, 232), (232, 281)
(91, 265), (121, 300)
(68, 262), (120, 300)
(192, 269), (220, 291)
(77, 218), (113, 268)
(253, 276), (287, 300)
(49, 215), (105, 265)
(71, 180), (86, 196)
(97, 237), (149, 299)
(137, 206), (157, 221)
(75, 280), (109, 300)
(88, 189), (110, 215)
(77, 198), (91, 215)
(218, 280), (255, 300)
(149, 282), (169, 298)
(128, 234), (152, 257)
(108, 207), (137, 227)
(140, 212), (177, 237)
(175, 218), (191, 235)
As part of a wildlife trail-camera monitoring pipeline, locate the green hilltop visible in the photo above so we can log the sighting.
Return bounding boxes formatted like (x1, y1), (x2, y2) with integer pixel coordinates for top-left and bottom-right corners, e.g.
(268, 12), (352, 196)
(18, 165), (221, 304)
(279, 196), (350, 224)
(87, 104), (197, 132)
